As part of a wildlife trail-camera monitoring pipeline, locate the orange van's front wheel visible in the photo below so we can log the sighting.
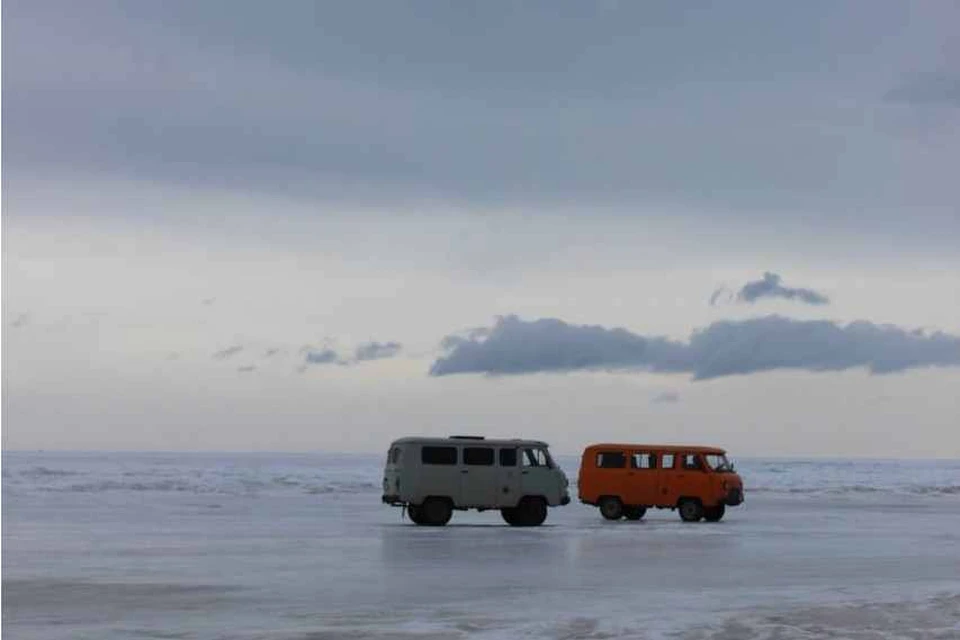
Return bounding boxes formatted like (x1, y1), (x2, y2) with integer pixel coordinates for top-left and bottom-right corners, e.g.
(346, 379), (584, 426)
(599, 496), (624, 520)
(678, 498), (704, 522)
(623, 506), (646, 521)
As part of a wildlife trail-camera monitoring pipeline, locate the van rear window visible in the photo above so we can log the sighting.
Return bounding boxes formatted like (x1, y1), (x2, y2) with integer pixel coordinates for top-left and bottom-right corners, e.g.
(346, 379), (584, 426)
(595, 451), (626, 469)
(463, 447), (494, 466)
(421, 446), (457, 465)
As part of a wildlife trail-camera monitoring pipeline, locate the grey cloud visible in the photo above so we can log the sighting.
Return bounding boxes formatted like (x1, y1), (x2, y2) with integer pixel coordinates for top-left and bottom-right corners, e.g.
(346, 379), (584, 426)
(4, 0), (959, 240)
(212, 345), (243, 360)
(237, 365), (256, 373)
(715, 272), (829, 306)
(10, 313), (30, 328)
(263, 348), (281, 358)
(885, 72), (960, 107)
(304, 349), (340, 366)
(355, 341), (402, 362)
(652, 391), (680, 404)
(429, 315), (960, 380)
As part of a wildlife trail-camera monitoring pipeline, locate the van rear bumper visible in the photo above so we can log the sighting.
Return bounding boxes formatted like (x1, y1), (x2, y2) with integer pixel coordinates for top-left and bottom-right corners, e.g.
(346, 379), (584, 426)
(560, 495), (571, 505)
(382, 494), (403, 505)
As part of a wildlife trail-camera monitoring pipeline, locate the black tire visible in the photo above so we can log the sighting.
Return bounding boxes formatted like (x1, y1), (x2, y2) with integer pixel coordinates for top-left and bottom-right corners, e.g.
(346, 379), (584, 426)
(623, 506), (647, 521)
(420, 497), (453, 526)
(407, 505), (425, 525)
(598, 496), (624, 520)
(514, 497), (548, 526)
(678, 498), (704, 522)
(500, 507), (519, 526)
(703, 504), (725, 522)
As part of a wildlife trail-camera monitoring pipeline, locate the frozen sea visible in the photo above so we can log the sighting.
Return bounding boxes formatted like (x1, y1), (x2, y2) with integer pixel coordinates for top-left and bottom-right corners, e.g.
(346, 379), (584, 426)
(3, 452), (959, 639)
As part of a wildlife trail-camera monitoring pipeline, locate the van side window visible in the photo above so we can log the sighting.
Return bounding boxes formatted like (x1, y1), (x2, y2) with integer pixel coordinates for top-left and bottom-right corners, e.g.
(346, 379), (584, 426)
(631, 453), (655, 469)
(682, 454), (703, 470)
(596, 451), (626, 469)
(499, 448), (517, 467)
(661, 453), (675, 469)
(522, 448), (548, 467)
(421, 446), (457, 465)
(464, 447), (494, 466)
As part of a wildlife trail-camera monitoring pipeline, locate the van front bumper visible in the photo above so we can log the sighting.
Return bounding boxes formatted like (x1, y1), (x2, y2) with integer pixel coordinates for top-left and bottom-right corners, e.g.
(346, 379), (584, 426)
(725, 488), (744, 506)
(382, 494), (402, 505)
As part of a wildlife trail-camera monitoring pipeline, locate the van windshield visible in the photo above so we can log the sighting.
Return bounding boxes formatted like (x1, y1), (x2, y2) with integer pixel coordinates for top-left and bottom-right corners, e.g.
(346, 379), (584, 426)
(706, 454), (733, 472)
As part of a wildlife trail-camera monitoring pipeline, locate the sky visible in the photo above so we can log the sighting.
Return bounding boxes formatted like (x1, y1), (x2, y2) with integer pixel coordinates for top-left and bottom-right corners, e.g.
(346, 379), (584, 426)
(3, 1), (959, 457)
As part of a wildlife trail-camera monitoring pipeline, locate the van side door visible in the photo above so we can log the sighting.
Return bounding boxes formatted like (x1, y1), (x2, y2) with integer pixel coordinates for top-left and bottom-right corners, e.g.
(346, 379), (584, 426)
(494, 447), (522, 507)
(459, 446), (498, 507)
(418, 445), (462, 505)
(593, 449), (628, 504)
(655, 452), (678, 506)
(671, 452), (709, 505)
(625, 450), (658, 506)
(520, 446), (556, 502)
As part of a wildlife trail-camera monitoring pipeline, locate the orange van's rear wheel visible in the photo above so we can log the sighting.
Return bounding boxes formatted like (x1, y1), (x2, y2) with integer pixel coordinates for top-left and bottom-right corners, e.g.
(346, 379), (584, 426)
(599, 497), (624, 520)
(623, 506), (646, 521)
(678, 499), (704, 522)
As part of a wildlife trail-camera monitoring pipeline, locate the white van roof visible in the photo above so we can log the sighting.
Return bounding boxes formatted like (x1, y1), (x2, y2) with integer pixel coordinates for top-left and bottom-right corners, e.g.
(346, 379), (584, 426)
(390, 436), (551, 448)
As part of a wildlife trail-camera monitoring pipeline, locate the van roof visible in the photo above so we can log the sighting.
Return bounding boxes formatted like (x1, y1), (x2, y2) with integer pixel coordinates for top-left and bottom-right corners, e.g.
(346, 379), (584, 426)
(582, 443), (728, 455)
(390, 436), (550, 447)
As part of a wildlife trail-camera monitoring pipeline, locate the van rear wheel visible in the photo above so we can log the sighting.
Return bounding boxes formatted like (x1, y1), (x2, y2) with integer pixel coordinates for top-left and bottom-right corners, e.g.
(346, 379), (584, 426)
(703, 504), (725, 522)
(678, 499), (704, 522)
(599, 497), (624, 520)
(623, 506), (646, 521)
(420, 498), (453, 526)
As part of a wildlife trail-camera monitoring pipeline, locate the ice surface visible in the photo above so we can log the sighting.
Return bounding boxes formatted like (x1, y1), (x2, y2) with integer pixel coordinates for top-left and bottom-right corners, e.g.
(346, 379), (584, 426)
(3, 452), (959, 639)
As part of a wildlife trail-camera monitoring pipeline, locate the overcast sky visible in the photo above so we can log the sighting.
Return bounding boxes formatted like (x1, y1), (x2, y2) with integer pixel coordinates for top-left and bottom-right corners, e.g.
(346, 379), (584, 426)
(4, 1), (959, 457)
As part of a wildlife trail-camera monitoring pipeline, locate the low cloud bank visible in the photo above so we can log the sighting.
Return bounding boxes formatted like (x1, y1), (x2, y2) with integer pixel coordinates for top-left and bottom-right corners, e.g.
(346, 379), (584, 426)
(430, 315), (960, 380)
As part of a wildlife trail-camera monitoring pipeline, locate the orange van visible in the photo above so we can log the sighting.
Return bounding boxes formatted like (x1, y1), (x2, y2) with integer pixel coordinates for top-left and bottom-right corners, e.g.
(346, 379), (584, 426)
(578, 444), (744, 522)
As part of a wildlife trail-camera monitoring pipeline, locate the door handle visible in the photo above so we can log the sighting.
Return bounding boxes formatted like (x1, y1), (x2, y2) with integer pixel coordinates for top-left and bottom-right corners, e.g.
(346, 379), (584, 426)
(521, 471), (529, 475)
(461, 469), (468, 474)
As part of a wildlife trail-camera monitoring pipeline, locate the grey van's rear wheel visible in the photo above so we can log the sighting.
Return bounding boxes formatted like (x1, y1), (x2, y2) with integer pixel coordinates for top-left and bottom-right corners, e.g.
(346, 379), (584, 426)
(513, 497), (547, 526)
(623, 506), (646, 521)
(678, 499), (704, 522)
(599, 497), (624, 520)
(703, 504), (725, 522)
(420, 498), (452, 526)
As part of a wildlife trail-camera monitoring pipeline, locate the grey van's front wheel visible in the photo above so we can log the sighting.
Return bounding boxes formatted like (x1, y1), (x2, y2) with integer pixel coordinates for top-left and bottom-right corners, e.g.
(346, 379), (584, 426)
(407, 505), (425, 525)
(513, 497), (547, 526)
(420, 498), (453, 526)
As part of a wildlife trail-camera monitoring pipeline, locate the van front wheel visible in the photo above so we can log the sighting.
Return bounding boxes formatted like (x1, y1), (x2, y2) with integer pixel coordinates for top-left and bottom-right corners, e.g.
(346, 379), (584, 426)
(703, 504), (725, 522)
(678, 499), (704, 522)
(599, 497), (624, 520)
(407, 505), (426, 525)
(513, 497), (547, 526)
(420, 498), (453, 526)
(623, 506), (646, 521)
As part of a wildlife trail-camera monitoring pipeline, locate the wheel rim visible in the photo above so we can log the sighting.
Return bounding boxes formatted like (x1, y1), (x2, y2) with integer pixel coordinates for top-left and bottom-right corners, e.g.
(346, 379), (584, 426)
(600, 498), (622, 519)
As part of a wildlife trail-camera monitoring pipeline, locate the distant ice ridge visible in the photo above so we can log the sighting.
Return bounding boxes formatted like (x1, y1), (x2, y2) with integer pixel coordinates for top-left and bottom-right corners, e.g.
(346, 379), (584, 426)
(3, 452), (959, 498)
